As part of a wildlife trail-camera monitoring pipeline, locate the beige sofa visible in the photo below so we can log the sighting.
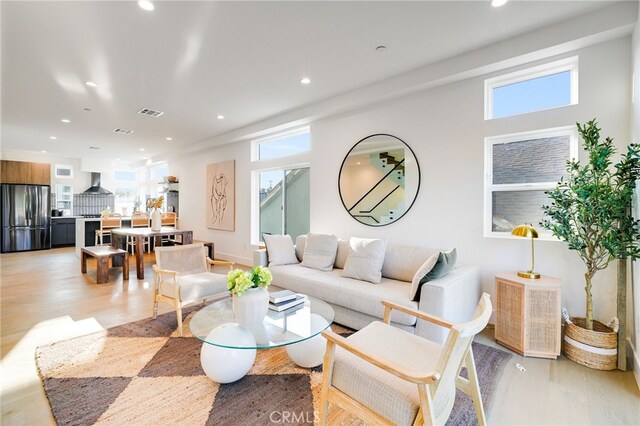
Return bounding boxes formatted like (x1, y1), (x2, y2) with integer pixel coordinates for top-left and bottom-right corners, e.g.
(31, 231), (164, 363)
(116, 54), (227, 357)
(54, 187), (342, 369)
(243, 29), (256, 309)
(253, 235), (480, 344)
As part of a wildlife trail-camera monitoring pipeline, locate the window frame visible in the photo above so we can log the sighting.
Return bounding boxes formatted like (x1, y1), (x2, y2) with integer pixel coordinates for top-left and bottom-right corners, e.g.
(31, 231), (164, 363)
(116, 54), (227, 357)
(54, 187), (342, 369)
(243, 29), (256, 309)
(251, 127), (311, 244)
(483, 126), (579, 240)
(484, 56), (579, 120)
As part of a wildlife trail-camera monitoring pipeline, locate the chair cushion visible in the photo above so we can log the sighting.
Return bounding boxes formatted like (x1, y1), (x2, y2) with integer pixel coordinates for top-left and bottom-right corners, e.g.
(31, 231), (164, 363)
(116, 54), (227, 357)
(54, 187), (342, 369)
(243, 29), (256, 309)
(342, 238), (387, 284)
(160, 272), (228, 303)
(264, 234), (299, 266)
(301, 233), (338, 272)
(332, 322), (445, 425)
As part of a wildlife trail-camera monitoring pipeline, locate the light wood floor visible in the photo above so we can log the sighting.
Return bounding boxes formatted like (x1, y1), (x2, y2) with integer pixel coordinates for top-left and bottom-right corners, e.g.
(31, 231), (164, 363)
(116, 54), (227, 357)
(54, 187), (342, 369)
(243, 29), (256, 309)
(1, 247), (639, 425)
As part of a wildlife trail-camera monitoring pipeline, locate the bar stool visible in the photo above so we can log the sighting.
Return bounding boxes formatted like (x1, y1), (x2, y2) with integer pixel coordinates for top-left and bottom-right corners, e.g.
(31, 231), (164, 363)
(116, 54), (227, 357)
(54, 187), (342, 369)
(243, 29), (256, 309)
(95, 213), (122, 246)
(127, 211), (150, 254)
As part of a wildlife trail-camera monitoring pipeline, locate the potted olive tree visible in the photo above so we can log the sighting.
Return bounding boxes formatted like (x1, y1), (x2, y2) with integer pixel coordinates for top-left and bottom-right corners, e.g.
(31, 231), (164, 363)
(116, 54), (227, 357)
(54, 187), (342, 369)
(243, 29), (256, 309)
(541, 119), (639, 370)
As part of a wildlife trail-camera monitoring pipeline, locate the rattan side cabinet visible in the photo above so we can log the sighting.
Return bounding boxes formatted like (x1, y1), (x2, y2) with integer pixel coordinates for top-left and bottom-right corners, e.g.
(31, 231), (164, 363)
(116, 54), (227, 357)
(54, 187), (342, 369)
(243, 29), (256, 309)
(495, 272), (562, 359)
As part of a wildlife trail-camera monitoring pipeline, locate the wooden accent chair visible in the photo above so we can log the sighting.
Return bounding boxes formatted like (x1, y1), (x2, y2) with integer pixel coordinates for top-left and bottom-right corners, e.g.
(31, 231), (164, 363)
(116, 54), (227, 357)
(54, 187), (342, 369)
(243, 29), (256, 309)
(126, 211), (150, 254)
(94, 213), (122, 246)
(319, 293), (492, 426)
(160, 211), (179, 245)
(152, 243), (234, 336)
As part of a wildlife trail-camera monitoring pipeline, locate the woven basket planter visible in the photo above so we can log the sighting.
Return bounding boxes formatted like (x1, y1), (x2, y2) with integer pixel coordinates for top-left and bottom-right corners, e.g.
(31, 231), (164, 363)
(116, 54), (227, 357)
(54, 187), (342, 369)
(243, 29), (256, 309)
(563, 317), (617, 370)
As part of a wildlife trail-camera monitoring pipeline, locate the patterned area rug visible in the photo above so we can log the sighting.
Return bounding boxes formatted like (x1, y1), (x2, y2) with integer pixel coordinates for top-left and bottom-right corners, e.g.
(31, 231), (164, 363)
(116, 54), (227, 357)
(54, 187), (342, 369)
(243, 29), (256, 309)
(36, 306), (511, 425)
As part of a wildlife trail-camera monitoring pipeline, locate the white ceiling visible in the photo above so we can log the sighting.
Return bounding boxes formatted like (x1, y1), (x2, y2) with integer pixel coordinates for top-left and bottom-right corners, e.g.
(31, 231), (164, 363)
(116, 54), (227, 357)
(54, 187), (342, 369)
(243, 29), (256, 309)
(0, 0), (624, 165)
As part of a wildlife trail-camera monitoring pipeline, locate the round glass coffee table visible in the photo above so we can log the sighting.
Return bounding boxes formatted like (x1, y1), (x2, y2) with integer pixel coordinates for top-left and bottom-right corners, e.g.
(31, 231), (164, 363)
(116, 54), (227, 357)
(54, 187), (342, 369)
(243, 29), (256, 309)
(190, 294), (334, 383)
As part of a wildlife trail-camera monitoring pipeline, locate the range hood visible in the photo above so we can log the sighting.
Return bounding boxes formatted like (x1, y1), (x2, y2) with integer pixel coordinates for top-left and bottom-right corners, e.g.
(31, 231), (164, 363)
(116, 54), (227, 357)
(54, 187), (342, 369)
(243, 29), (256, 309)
(83, 172), (112, 194)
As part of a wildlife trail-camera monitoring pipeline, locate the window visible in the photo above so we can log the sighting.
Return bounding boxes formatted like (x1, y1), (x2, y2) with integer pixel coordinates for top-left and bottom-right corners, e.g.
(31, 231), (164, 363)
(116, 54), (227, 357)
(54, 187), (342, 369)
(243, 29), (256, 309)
(484, 126), (578, 238)
(485, 57), (578, 120)
(254, 127), (310, 161)
(54, 164), (73, 178)
(252, 128), (311, 243)
(54, 184), (72, 214)
(113, 169), (140, 215)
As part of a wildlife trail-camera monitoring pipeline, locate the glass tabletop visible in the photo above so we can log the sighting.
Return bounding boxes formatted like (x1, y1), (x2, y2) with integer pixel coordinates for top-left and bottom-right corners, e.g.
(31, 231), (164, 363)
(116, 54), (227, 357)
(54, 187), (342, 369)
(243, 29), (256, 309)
(189, 294), (335, 349)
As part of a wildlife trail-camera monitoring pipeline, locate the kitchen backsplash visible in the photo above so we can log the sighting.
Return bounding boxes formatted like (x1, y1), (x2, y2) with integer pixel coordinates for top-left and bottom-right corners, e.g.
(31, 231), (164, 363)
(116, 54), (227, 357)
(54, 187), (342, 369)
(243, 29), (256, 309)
(73, 193), (115, 216)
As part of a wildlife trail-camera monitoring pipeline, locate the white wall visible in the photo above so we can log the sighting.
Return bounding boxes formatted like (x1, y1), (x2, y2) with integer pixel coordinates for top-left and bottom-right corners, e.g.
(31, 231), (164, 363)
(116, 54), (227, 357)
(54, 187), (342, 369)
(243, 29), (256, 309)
(170, 37), (632, 326)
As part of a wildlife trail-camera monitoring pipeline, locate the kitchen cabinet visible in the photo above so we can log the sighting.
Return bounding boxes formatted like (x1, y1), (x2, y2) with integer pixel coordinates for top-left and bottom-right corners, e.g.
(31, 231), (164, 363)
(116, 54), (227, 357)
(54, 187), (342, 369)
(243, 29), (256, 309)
(1, 160), (51, 185)
(51, 218), (76, 247)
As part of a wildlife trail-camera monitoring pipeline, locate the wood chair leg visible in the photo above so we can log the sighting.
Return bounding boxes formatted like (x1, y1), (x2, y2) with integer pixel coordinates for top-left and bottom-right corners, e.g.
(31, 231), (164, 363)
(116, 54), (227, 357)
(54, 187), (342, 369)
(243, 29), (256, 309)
(416, 383), (435, 426)
(464, 347), (486, 426)
(176, 304), (183, 337)
(319, 340), (336, 426)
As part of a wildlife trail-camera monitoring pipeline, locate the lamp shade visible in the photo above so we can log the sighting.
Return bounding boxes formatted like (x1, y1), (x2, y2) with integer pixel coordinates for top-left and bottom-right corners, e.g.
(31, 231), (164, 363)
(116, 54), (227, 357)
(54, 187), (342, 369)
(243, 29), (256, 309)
(511, 224), (539, 239)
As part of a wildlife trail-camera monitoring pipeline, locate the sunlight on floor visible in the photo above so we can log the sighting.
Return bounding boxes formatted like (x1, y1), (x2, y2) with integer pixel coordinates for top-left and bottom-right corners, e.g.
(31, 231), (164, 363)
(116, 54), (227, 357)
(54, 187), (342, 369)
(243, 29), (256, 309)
(1, 315), (104, 424)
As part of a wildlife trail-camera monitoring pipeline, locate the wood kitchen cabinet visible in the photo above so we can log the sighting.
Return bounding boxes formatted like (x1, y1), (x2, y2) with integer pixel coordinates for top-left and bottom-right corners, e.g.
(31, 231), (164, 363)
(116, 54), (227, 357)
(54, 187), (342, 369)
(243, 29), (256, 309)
(1, 160), (51, 185)
(495, 272), (562, 359)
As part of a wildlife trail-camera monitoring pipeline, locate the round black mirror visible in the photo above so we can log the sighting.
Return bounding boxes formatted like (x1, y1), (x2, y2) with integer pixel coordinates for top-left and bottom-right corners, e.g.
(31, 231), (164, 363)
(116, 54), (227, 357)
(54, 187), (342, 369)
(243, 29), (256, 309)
(338, 134), (420, 226)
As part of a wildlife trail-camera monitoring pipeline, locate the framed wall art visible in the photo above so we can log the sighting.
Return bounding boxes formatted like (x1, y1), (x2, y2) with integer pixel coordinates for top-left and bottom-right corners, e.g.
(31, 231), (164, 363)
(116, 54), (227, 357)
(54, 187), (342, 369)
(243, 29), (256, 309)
(206, 160), (235, 231)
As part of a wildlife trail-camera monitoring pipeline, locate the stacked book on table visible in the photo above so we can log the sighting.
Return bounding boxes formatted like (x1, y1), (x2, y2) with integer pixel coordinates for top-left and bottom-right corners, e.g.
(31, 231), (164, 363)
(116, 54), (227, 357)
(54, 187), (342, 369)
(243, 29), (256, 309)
(268, 290), (305, 313)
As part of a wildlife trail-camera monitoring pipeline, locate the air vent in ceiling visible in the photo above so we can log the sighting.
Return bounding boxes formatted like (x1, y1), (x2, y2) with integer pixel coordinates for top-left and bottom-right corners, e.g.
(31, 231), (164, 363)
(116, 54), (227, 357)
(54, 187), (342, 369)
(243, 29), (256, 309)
(138, 108), (164, 117)
(113, 128), (133, 134)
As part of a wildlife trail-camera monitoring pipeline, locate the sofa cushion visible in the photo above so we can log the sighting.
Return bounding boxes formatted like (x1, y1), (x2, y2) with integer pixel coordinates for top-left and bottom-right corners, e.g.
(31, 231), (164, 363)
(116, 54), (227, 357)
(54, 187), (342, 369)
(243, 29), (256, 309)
(270, 264), (417, 326)
(301, 233), (338, 271)
(342, 238), (387, 284)
(295, 234), (307, 262)
(411, 249), (457, 302)
(409, 252), (440, 301)
(334, 238), (349, 269)
(263, 234), (298, 266)
(382, 244), (441, 283)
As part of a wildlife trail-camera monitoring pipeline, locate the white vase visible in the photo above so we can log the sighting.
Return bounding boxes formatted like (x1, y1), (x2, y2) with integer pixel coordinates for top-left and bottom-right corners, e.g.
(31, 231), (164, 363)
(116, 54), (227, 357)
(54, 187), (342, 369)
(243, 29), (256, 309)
(232, 287), (269, 333)
(151, 208), (162, 231)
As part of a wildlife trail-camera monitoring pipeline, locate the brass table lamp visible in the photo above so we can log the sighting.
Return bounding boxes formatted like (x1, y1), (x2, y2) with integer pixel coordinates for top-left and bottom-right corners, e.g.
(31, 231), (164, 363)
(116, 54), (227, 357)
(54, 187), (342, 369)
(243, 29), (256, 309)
(511, 224), (540, 279)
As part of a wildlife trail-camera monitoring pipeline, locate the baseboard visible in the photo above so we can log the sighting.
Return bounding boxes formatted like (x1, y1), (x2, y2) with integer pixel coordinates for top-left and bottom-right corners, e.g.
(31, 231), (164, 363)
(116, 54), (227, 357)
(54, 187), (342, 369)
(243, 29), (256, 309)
(630, 337), (640, 391)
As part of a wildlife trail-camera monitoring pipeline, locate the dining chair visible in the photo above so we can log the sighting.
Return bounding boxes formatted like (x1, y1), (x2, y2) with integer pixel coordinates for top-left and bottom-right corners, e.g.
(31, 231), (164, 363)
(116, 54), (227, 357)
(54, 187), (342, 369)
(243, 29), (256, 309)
(160, 212), (180, 245)
(126, 211), (150, 254)
(94, 213), (122, 246)
(319, 293), (492, 426)
(153, 243), (235, 336)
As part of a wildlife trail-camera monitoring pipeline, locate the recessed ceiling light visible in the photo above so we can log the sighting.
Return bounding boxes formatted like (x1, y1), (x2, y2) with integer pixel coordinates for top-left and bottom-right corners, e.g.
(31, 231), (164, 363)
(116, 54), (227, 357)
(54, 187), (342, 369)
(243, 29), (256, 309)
(165, 137), (173, 141)
(116, 158), (121, 161)
(61, 119), (70, 123)
(41, 150), (46, 153)
(85, 81), (98, 87)
(217, 115), (225, 120)
(49, 136), (57, 140)
(300, 77), (311, 85)
(491, 0), (508, 7)
(138, 0), (154, 11)
(140, 148), (145, 151)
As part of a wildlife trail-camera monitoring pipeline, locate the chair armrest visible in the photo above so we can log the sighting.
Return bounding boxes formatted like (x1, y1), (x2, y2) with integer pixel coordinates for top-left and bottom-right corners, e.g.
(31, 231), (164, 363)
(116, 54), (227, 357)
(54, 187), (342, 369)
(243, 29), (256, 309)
(206, 258), (235, 271)
(321, 330), (440, 385)
(381, 300), (453, 329)
(152, 265), (178, 277)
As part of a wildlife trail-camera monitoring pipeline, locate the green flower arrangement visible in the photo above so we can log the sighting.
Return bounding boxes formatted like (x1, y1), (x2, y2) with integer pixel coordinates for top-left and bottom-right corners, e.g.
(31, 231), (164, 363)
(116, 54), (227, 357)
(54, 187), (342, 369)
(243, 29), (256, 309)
(227, 266), (272, 296)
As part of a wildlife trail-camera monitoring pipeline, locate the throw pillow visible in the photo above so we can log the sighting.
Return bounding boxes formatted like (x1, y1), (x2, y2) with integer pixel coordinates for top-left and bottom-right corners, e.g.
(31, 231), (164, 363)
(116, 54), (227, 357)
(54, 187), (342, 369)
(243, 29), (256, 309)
(301, 233), (338, 271)
(263, 234), (299, 266)
(410, 248), (457, 301)
(342, 237), (387, 284)
(334, 238), (349, 269)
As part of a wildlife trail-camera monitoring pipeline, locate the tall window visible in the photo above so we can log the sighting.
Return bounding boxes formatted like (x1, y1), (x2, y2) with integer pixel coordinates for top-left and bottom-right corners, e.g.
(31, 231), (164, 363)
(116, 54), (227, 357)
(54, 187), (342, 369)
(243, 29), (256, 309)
(484, 126), (578, 238)
(113, 170), (139, 215)
(485, 57), (578, 120)
(252, 128), (311, 243)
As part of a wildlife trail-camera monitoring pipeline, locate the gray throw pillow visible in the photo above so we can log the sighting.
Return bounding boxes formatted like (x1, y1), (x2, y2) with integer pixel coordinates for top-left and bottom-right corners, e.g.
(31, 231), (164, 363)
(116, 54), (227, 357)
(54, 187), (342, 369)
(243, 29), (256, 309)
(412, 248), (457, 302)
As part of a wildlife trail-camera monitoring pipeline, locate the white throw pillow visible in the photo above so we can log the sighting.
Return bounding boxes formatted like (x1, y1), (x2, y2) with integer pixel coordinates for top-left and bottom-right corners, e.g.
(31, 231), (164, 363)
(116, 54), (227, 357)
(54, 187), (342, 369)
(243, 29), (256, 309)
(301, 233), (338, 271)
(409, 252), (441, 301)
(263, 234), (299, 266)
(342, 238), (387, 284)
(334, 238), (349, 269)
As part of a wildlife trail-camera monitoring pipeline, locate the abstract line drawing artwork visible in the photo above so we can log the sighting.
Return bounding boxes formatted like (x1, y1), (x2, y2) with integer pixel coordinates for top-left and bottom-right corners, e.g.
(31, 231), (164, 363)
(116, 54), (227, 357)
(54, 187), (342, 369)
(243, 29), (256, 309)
(206, 160), (235, 231)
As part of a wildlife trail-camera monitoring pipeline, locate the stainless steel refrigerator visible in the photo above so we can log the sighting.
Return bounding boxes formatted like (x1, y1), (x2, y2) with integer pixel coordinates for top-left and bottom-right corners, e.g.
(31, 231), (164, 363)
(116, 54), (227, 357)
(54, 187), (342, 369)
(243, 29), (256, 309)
(1, 184), (51, 252)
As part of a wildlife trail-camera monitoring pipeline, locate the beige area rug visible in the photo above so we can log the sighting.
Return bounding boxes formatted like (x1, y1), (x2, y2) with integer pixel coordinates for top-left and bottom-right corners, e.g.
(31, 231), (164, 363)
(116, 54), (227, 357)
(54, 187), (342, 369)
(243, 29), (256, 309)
(36, 305), (511, 425)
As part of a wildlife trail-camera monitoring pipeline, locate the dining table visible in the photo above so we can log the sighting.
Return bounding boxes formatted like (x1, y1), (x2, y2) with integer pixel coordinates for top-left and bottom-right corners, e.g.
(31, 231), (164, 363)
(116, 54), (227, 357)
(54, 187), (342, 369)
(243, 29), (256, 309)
(111, 227), (193, 279)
